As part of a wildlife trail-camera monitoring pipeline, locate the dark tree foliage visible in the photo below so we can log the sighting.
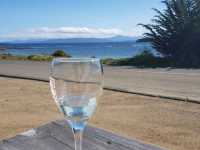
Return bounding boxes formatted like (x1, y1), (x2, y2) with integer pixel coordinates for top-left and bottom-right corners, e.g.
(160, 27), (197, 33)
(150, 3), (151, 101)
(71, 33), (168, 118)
(138, 0), (200, 67)
(52, 50), (71, 57)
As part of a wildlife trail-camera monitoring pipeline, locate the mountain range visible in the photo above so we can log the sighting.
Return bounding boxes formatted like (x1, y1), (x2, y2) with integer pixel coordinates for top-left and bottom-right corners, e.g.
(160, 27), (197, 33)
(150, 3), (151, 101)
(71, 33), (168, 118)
(4, 36), (138, 44)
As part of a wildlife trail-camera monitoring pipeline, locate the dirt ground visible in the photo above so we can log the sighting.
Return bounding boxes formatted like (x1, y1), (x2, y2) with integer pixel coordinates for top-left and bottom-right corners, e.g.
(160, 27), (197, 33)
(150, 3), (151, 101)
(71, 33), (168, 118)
(0, 77), (200, 150)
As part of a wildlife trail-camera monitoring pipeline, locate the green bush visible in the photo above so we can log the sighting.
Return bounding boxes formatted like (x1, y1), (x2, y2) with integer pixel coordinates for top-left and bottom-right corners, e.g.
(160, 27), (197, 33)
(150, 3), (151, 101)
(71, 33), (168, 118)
(27, 55), (53, 61)
(0, 54), (53, 61)
(102, 58), (130, 66)
(52, 50), (71, 57)
(130, 50), (156, 67)
(102, 50), (172, 68)
(127, 50), (167, 68)
(101, 58), (115, 65)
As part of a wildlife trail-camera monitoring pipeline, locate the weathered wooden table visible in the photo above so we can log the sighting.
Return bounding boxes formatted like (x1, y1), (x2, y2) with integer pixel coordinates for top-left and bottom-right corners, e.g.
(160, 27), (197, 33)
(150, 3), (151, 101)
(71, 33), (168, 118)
(0, 120), (166, 150)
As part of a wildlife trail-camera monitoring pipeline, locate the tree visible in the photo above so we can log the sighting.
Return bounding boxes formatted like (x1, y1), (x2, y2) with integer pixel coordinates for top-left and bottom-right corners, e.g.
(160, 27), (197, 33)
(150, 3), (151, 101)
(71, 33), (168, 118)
(138, 0), (200, 67)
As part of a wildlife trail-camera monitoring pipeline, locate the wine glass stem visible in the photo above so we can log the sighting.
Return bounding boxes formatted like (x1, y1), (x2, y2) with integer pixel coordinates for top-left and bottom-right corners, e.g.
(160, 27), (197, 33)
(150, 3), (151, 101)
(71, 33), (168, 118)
(73, 129), (83, 150)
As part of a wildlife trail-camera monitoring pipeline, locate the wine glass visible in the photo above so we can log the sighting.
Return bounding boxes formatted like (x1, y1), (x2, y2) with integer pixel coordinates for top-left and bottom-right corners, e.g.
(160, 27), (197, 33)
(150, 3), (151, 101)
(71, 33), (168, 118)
(49, 58), (103, 150)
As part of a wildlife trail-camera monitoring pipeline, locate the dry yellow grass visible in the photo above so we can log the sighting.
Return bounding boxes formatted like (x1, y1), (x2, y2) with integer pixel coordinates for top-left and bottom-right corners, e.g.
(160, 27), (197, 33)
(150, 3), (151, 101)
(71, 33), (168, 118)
(0, 77), (200, 150)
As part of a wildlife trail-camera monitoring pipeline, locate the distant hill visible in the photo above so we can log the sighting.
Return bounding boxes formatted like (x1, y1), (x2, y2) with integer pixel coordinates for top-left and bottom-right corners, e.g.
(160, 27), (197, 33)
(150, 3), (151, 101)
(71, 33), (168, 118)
(4, 36), (137, 44)
(107, 36), (138, 42)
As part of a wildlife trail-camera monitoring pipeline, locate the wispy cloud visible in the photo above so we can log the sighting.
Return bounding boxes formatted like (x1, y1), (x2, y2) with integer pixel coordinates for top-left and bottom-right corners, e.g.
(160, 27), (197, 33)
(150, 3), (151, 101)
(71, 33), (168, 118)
(0, 26), (142, 41)
(0, 27), (124, 40)
(28, 27), (122, 35)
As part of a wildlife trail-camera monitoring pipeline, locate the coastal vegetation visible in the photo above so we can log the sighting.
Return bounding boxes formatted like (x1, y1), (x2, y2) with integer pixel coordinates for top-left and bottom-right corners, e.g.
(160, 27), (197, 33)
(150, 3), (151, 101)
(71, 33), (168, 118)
(0, 50), (70, 61)
(0, 50), (168, 68)
(27, 55), (53, 61)
(102, 50), (171, 68)
(52, 50), (71, 57)
(138, 0), (200, 68)
(0, 54), (53, 61)
(0, 50), (179, 68)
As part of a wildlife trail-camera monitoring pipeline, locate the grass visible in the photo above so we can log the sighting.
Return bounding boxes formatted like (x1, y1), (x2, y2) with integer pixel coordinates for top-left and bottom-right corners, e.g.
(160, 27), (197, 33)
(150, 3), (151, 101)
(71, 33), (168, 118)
(0, 54), (27, 61)
(27, 55), (53, 61)
(0, 50), (70, 61)
(0, 54), (53, 61)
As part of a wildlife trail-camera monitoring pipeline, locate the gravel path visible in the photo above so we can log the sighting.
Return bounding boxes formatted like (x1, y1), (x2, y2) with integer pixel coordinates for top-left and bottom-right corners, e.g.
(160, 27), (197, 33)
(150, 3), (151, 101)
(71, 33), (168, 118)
(0, 60), (200, 101)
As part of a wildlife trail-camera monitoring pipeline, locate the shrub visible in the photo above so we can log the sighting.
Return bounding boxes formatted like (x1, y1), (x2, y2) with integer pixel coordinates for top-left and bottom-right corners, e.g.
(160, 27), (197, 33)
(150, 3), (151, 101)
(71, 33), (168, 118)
(102, 50), (173, 68)
(128, 50), (168, 68)
(52, 50), (71, 57)
(27, 55), (53, 61)
(131, 50), (155, 66)
(101, 58), (131, 66)
(101, 58), (115, 65)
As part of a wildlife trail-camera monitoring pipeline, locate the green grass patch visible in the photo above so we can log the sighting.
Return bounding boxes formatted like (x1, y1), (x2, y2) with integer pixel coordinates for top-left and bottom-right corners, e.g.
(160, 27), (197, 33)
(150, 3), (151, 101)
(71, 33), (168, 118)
(27, 55), (53, 61)
(0, 50), (71, 62)
(0, 54), (53, 61)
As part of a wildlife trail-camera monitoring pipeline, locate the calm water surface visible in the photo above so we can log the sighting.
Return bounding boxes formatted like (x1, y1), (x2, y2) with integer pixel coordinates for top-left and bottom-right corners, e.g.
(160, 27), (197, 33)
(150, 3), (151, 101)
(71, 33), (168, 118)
(0, 42), (156, 58)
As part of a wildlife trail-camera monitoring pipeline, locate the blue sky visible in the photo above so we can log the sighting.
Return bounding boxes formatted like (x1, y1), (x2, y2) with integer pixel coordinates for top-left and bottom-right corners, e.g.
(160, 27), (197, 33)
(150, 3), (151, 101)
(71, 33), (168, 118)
(0, 0), (164, 40)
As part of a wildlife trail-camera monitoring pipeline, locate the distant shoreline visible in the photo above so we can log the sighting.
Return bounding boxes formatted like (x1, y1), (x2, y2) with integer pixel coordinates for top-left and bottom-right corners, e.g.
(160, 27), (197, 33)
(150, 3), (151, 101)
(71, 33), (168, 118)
(0, 54), (53, 62)
(1, 53), (199, 69)
(0, 42), (154, 59)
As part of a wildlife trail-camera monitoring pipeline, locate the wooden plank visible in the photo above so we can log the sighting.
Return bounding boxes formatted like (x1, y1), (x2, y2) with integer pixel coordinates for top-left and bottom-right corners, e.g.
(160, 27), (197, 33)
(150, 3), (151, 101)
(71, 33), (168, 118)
(0, 124), (71, 150)
(0, 120), (167, 150)
(54, 120), (166, 150)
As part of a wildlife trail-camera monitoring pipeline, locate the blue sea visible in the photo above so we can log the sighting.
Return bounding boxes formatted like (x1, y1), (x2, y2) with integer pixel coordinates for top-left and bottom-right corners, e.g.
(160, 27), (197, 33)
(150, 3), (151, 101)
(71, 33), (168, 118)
(0, 42), (156, 58)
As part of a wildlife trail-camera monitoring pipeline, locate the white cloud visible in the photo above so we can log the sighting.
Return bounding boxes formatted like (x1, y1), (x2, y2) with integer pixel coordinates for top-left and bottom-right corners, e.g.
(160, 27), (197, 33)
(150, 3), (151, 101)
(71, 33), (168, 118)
(0, 26), (142, 41)
(28, 27), (122, 35)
